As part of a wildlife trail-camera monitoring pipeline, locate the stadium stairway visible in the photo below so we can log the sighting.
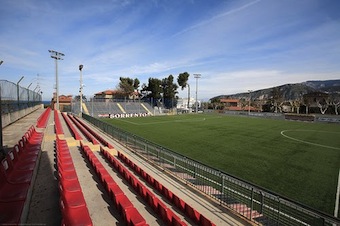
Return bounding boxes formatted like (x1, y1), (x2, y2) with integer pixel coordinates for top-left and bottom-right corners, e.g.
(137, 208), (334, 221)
(116, 103), (126, 113)
(82, 102), (90, 115)
(141, 103), (153, 115)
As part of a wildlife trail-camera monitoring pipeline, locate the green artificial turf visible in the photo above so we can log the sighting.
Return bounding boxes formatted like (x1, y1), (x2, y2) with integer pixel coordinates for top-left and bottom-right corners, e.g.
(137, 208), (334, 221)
(101, 113), (340, 214)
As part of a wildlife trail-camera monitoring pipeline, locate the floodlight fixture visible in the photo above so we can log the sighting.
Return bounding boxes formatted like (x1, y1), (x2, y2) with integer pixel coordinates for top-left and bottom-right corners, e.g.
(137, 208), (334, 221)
(49, 50), (64, 110)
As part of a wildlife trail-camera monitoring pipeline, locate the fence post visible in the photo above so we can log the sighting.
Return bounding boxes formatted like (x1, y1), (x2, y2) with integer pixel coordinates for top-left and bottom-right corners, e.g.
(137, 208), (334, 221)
(277, 196), (281, 225)
(220, 172), (224, 205)
(250, 187), (254, 220)
(260, 191), (264, 214)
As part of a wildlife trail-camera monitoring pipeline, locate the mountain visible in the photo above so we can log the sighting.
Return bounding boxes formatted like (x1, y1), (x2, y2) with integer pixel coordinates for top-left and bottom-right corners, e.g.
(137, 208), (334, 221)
(211, 79), (340, 101)
(303, 80), (340, 93)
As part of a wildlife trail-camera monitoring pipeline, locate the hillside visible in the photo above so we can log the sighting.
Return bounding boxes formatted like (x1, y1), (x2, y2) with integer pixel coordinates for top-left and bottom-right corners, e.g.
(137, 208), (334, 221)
(211, 79), (340, 101)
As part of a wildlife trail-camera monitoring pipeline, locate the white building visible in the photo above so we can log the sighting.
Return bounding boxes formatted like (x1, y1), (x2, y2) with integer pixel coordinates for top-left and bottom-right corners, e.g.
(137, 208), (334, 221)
(177, 98), (201, 111)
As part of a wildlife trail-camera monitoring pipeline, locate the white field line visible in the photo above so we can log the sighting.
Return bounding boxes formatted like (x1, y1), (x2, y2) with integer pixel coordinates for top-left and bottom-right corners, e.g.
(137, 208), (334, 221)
(335, 169), (340, 218)
(280, 130), (340, 150)
(114, 117), (208, 126)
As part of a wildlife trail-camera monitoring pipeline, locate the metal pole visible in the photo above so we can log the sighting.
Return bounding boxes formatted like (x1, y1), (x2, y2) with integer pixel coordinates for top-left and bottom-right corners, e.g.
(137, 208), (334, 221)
(91, 96), (93, 116)
(0, 61), (3, 152)
(0, 85), (3, 151)
(55, 58), (59, 110)
(194, 74), (201, 113)
(49, 50), (64, 111)
(17, 76), (24, 105)
(79, 64), (83, 116)
(248, 90), (252, 115)
(27, 83), (32, 103)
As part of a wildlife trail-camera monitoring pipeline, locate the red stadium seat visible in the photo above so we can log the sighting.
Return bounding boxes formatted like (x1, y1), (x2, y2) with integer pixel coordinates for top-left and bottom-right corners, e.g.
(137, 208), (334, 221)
(60, 200), (92, 226)
(0, 174), (30, 202)
(0, 158), (32, 184)
(199, 214), (216, 226)
(0, 200), (26, 224)
(184, 203), (200, 223)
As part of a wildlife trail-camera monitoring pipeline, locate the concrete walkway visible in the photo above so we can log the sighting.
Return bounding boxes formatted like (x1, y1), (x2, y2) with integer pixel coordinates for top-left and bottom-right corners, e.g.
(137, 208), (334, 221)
(2, 109), (253, 226)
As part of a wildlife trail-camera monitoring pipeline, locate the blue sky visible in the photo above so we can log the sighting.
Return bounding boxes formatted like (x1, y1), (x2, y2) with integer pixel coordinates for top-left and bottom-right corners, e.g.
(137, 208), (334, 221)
(0, 0), (339, 101)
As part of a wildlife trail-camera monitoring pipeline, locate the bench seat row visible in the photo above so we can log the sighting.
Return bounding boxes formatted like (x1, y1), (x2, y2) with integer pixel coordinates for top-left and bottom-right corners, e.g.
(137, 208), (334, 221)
(36, 107), (51, 128)
(117, 151), (216, 226)
(61, 113), (82, 140)
(68, 115), (100, 145)
(100, 147), (187, 226)
(54, 110), (64, 135)
(74, 116), (114, 149)
(56, 137), (92, 226)
(80, 143), (147, 226)
(0, 125), (43, 224)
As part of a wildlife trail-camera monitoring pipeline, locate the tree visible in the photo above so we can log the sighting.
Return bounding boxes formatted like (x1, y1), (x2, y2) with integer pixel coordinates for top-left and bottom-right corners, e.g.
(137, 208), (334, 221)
(315, 92), (330, 114)
(118, 77), (139, 100)
(209, 97), (223, 110)
(271, 87), (283, 113)
(303, 92), (330, 114)
(143, 77), (162, 106)
(161, 75), (178, 109)
(330, 93), (340, 115)
(177, 72), (190, 110)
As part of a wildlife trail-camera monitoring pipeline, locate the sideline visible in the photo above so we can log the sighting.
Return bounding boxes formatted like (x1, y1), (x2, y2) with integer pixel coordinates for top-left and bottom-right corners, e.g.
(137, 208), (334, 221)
(114, 116), (207, 126)
(280, 130), (340, 150)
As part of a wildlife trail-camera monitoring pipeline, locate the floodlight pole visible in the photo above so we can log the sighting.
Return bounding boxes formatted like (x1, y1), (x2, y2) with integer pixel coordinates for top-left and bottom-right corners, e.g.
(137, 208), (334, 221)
(49, 50), (64, 111)
(194, 74), (201, 113)
(79, 64), (83, 116)
(0, 61), (3, 152)
(248, 90), (252, 115)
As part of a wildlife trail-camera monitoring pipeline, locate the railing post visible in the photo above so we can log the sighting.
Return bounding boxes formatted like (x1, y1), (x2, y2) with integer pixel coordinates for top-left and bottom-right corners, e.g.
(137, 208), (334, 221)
(260, 191), (264, 214)
(250, 187), (254, 220)
(220, 172), (224, 205)
(277, 196), (281, 225)
(193, 163), (196, 178)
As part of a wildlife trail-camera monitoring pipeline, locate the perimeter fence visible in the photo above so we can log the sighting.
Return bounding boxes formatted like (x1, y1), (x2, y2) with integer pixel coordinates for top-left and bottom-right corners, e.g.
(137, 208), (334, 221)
(0, 80), (41, 114)
(82, 113), (340, 226)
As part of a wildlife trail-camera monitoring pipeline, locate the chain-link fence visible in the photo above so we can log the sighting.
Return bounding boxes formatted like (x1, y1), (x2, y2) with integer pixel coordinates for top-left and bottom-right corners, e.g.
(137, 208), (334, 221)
(0, 80), (41, 114)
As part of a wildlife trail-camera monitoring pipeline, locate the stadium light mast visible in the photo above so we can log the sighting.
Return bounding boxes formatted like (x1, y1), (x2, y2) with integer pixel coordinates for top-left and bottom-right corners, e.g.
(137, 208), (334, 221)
(193, 74), (201, 113)
(248, 90), (252, 115)
(49, 50), (64, 111)
(79, 64), (83, 116)
(0, 60), (3, 152)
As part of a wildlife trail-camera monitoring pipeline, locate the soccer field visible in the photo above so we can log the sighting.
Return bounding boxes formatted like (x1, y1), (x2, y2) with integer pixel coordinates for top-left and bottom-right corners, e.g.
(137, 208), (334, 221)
(101, 113), (340, 214)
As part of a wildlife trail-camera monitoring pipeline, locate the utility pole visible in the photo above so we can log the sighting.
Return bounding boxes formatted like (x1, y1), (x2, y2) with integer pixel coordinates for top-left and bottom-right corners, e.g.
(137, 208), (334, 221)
(79, 64), (83, 116)
(193, 74), (201, 113)
(49, 50), (64, 111)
